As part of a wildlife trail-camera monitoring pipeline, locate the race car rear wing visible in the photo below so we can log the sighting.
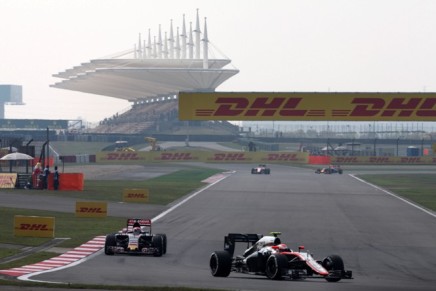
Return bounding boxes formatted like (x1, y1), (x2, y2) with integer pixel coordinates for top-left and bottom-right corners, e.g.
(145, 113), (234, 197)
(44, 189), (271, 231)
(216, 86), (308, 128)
(127, 218), (152, 232)
(224, 233), (263, 256)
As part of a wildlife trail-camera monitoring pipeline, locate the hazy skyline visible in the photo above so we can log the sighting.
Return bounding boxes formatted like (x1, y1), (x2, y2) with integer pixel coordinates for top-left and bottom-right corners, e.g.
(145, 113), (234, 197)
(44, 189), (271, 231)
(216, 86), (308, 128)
(2, 0), (436, 126)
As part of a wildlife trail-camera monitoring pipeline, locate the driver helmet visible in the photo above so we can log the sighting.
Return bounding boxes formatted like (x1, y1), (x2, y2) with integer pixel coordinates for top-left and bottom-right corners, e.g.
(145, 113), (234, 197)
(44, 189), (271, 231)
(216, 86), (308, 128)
(277, 243), (288, 251)
(133, 226), (141, 235)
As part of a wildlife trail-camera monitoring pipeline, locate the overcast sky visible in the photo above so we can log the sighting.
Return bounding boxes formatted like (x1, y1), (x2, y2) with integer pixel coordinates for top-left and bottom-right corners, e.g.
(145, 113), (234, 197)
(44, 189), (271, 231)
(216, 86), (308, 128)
(1, 0), (436, 126)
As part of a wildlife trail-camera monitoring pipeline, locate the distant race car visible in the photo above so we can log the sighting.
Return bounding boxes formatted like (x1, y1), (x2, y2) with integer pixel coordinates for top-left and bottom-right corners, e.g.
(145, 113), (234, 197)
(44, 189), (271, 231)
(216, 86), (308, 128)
(210, 232), (352, 282)
(315, 165), (343, 174)
(104, 218), (167, 256)
(251, 164), (271, 174)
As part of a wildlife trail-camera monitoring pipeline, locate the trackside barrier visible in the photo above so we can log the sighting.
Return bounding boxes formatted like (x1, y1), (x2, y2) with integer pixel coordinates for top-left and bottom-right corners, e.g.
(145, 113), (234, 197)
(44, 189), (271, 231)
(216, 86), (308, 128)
(331, 156), (436, 165)
(95, 151), (309, 164)
(58, 155), (95, 163)
(75, 154), (90, 163)
(308, 155), (331, 165)
(90, 151), (436, 165)
(47, 173), (84, 191)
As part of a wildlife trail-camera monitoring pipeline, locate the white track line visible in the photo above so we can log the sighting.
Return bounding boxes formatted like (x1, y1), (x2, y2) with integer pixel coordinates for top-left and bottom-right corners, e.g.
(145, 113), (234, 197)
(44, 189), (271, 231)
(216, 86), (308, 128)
(152, 172), (233, 223)
(350, 174), (436, 219)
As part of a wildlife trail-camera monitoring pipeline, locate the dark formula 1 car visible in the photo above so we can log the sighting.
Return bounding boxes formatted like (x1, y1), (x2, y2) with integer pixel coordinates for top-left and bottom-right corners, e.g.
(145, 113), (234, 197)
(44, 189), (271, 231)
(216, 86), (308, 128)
(210, 232), (352, 282)
(104, 218), (167, 256)
(251, 164), (271, 174)
(315, 165), (343, 174)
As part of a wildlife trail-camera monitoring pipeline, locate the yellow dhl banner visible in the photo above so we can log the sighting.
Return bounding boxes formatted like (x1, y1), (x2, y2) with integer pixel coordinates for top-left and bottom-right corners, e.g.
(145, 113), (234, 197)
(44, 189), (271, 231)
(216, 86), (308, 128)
(75, 201), (107, 217)
(96, 151), (309, 164)
(331, 156), (436, 164)
(123, 188), (149, 203)
(0, 173), (17, 188)
(14, 215), (55, 238)
(178, 92), (436, 121)
(204, 152), (308, 163)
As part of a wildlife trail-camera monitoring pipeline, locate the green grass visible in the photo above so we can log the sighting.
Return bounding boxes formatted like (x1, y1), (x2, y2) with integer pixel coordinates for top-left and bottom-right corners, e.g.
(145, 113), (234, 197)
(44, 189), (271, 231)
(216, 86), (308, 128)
(0, 249), (20, 259)
(1, 168), (224, 204)
(84, 168), (223, 204)
(357, 174), (436, 211)
(0, 207), (126, 248)
(0, 251), (59, 269)
(51, 141), (112, 155)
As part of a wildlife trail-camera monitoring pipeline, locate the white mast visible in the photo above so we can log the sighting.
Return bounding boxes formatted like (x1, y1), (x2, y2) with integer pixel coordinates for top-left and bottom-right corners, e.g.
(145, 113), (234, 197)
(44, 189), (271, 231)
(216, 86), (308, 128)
(202, 17), (209, 69)
(194, 8), (201, 59)
(153, 36), (157, 58)
(158, 24), (162, 58)
(147, 29), (152, 58)
(169, 19), (175, 59)
(188, 22), (194, 59)
(175, 27), (181, 59)
(137, 33), (142, 59)
(164, 31), (169, 59)
(181, 14), (187, 59)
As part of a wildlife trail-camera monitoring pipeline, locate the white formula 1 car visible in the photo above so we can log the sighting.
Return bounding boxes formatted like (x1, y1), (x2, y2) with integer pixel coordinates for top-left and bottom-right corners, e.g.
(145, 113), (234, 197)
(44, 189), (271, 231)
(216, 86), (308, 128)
(104, 218), (167, 256)
(210, 232), (352, 282)
(251, 164), (271, 174)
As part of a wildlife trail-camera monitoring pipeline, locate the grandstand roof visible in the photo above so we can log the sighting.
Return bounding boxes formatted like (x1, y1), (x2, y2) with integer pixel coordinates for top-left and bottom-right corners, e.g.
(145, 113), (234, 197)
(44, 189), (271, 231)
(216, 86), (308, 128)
(50, 11), (239, 102)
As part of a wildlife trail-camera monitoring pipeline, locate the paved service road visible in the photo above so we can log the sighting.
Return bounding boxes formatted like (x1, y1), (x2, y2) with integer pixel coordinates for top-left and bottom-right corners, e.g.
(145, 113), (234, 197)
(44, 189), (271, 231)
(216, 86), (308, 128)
(16, 164), (436, 290)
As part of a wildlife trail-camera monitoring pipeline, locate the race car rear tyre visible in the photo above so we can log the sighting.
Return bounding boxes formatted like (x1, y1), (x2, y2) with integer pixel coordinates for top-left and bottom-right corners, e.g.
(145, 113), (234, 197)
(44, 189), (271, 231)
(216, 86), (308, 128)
(322, 255), (344, 282)
(210, 251), (232, 277)
(265, 254), (288, 280)
(156, 233), (167, 254)
(265, 169), (270, 174)
(104, 234), (116, 255)
(152, 235), (163, 257)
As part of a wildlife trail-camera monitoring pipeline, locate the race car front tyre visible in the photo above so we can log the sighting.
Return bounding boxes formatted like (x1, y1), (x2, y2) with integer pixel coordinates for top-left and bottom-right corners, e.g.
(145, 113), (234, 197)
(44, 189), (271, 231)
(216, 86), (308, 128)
(322, 254), (344, 282)
(104, 234), (116, 255)
(210, 251), (232, 277)
(152, 235), (163, 257)
(265, 254), (288, 280)
(156, 233), (167, 254)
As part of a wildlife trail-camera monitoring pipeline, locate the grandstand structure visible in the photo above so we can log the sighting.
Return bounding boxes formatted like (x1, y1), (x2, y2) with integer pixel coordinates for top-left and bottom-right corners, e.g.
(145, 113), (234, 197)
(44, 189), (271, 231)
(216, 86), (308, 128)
(50, 10), (240, 135)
